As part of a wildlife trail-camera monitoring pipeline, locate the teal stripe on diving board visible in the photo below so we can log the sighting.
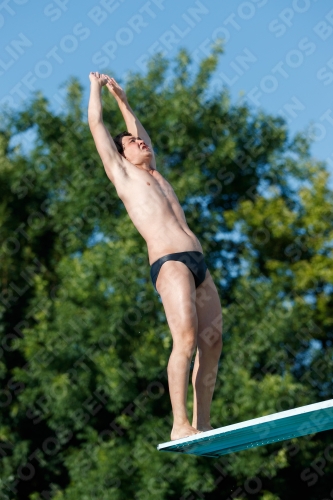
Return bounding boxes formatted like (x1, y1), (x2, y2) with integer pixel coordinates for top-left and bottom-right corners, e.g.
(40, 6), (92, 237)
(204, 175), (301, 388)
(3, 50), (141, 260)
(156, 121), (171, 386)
(157, 399), (333, 457)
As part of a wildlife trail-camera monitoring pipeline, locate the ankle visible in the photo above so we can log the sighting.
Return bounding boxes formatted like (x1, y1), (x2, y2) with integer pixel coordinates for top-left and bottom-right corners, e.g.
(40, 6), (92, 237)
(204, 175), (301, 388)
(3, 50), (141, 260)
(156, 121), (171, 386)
(173, 418), (191, 428)
(193, 420), (211, 428)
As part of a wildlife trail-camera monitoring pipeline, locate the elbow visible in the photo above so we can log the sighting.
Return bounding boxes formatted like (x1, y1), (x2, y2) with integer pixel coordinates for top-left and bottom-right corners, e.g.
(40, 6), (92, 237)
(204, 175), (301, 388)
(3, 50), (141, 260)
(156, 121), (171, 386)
(88, 108), (103, 129)
(88, 116), (102, 130)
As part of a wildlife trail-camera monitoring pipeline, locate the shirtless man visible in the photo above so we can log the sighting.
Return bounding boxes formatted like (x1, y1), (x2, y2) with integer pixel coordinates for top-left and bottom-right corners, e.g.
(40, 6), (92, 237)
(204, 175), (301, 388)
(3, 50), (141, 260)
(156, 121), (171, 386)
(88, 71), (223, 441)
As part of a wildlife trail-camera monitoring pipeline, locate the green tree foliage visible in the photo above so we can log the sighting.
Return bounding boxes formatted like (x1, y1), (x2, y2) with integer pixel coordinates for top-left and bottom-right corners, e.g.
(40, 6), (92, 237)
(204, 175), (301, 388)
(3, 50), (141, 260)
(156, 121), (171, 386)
(1, 47), (333, 499)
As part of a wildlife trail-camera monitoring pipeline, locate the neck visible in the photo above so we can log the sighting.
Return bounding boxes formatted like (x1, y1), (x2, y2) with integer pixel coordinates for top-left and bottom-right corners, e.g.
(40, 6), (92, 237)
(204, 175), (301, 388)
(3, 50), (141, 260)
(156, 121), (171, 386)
(135, 161), (155, 172)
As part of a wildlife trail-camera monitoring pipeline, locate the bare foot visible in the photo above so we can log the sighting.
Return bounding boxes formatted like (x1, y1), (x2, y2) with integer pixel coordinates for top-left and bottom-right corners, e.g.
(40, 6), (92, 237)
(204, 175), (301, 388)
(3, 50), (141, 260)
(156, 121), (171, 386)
(171, 424), (202, 441)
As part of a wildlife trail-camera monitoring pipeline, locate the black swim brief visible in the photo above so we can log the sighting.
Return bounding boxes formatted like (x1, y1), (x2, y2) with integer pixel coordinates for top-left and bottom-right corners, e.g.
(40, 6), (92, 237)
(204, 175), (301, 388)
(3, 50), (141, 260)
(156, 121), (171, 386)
(150, 251), (208, 292)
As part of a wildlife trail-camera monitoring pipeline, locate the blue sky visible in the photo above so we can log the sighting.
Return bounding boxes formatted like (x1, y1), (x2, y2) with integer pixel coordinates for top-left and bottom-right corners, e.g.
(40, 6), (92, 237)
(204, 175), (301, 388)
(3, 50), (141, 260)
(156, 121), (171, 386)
(1, 0), (333, 185)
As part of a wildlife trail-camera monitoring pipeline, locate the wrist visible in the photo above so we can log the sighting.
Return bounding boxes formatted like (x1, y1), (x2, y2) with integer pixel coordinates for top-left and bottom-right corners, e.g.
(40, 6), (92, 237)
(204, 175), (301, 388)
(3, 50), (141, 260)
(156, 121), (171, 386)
(90, 80), (102, 90)
(117, 97), (129, 108)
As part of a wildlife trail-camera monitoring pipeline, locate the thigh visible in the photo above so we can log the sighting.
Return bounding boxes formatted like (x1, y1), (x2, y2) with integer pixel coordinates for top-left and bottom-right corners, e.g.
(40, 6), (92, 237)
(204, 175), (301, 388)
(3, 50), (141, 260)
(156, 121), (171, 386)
(156, 261), (198, 345)
(195, 271), (223, 350)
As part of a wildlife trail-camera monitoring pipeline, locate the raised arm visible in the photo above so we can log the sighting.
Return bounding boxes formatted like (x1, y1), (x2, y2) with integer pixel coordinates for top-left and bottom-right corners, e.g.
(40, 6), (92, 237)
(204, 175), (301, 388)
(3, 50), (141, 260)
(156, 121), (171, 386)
(104, 76), (157, 170)
(88, 72), (126, 185)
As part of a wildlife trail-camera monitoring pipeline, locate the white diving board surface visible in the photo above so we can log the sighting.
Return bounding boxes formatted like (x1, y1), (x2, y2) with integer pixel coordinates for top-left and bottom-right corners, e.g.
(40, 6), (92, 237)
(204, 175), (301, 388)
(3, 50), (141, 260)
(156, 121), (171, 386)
(157, 399), (333, 458)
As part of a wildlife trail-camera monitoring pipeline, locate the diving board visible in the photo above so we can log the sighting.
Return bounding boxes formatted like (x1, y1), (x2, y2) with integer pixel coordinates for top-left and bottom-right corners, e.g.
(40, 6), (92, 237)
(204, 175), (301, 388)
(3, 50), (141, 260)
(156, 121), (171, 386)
(157, 399), (333, 458)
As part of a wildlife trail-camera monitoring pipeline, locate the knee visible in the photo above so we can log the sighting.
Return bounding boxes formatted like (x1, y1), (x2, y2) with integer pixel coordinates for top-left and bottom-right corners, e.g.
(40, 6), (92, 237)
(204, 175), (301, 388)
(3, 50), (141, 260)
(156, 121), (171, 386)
(208, 335), (223, 353)
(173, 335), (197, 358)
(199, 327), (223, 351)
(216, 335), (223, 352)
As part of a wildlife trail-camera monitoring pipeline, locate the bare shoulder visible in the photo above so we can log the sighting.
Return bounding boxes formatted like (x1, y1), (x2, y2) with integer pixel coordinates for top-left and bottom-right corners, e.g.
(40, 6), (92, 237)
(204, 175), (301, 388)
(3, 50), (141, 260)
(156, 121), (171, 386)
(101, 154), (126, 189)
(108, 162), (163, 197)
(150, 168), (165, 181)
(151, 169), (174, 188)
(107, 155), (144, 196)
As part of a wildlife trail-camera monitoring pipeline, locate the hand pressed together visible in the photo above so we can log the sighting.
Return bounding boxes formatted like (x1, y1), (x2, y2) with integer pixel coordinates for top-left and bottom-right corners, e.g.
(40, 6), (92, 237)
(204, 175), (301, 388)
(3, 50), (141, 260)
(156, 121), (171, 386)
(89, 71), (108, 87)
(89, 72), (127, 103)
(104, 76), (127, 103)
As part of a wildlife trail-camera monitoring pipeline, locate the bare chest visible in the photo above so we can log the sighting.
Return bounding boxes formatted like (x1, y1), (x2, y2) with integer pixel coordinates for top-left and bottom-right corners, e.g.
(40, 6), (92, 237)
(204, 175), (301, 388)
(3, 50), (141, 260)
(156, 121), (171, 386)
(120, 167), (185, 225)
(122, 168), (177, 203)
(148, 170), (175, 199)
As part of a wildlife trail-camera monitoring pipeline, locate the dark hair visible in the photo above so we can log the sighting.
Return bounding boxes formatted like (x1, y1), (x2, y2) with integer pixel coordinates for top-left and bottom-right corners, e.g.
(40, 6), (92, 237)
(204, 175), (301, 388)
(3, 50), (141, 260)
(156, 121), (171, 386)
(113, 131), (132, 154)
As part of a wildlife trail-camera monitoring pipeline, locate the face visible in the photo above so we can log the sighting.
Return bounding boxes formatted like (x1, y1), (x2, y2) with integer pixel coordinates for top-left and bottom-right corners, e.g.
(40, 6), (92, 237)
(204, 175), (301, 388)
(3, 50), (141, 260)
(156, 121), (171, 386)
(121, 135), (151, 163)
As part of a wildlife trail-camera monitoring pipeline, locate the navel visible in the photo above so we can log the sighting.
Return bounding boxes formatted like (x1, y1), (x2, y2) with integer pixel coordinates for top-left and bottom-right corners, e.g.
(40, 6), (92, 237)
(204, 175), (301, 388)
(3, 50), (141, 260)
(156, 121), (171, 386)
(147, 182), (150, 185)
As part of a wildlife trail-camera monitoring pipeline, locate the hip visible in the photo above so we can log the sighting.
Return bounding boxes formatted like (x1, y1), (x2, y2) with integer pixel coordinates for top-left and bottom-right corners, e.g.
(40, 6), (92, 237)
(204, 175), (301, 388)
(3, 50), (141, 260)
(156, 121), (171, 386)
(146, 228), (203, 265)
